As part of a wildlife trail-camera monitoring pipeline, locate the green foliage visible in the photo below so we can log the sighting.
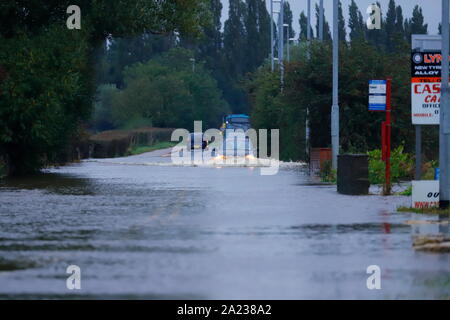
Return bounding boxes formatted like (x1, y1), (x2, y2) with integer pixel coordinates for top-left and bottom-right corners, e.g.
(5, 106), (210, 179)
(320, 160), (337, 183)
(348, 0), (365, 43)
(0, 1), (210, 40)
(247, 32), (438, 162)
(398, 185), (412, 196)
(422, 160), (439, 180)
(0, 0), (210, 175)
(246, 64), (307, 161)
(367, 145), (414, 185)
(97, 34), (175, 88)
(0, 25), (91, 175)
(109, 48), (229, 131)
(315, 4), (332, 41)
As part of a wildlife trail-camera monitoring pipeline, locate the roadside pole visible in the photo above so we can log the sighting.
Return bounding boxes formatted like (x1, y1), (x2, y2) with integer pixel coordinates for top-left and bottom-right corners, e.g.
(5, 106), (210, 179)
(331, 0), (339, 170)
(270, 0), (274, 72)
(306, 0), (313, 159)
(384, 78), (392, 195)
(279, 0), (285, 89)
(285, 24), (290, 62)
(369, 79), (390, 195)
(440, 0), (450, 208)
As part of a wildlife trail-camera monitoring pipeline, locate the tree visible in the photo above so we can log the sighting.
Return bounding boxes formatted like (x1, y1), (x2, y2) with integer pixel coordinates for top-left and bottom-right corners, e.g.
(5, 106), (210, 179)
(404, 18), (411, 41)
(0, 1), (210, 41)
(283, 1), (296, 43)
(385, 0), (397, 50)
(111, 48), (229, 130)
(0, 0), (211, 175)
(395, 5), (405, 40)
(245, 0), (260, 72)
(222, 0), (252, 113)
(247, 40), (417, 160)
(409, 5), (428, 35)
(315, 3), (332, 42)
(338, 1), (347, 42)
(257, 0), (271, 65)
(348, 0), (365, 43)
(223, 0), (247, 78)
(299, 11), (313, 41)
(101, 34), (175, 88)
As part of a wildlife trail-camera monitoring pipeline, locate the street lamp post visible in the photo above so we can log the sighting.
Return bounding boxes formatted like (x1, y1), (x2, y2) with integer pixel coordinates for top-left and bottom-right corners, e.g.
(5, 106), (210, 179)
(331, 0), (340, 170)
(284, 24), (290, 62)
(319, 0), (324, 41)
(288, 38), (296, 62)
(270, 0), (274, 71)
(279, 0), (285, 89)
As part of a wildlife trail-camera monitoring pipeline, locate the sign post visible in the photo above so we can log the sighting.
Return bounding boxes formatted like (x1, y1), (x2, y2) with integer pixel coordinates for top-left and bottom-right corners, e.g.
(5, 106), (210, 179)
(369, 79), (391, 195)
(385, 78), (392, 195)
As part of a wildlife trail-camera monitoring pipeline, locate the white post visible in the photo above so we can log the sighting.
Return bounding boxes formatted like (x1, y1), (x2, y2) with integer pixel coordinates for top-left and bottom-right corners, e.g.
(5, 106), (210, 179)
(270, 0), (274, 71)
(331, 0), (340, 170)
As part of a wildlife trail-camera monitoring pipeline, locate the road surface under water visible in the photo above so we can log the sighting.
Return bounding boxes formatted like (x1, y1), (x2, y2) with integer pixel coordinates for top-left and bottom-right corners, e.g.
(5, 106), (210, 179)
(0, 149), (449, 299)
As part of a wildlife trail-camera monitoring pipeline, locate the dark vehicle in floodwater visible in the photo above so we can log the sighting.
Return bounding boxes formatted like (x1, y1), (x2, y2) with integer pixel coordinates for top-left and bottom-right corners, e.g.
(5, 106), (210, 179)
(188, 132), (207, 150)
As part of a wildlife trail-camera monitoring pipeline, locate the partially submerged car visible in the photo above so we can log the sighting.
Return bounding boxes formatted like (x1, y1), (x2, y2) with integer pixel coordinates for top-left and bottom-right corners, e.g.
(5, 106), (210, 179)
(187, 132), (207, 150)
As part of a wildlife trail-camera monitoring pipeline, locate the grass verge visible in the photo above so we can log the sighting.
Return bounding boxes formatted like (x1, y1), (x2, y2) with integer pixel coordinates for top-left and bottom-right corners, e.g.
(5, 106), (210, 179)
(397, 206), (450, 215)
(126, 141), (177, 156)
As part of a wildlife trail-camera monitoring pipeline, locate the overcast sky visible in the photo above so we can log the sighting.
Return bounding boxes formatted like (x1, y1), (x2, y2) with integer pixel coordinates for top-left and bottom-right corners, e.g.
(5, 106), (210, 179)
(220, 0), (443, 37)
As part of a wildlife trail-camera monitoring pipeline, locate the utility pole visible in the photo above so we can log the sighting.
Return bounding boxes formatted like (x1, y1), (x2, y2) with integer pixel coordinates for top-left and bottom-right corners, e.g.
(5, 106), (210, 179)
(284, 24), (290, 62)
(440, 0), (450, 208)
(279, 0), (285, 89)
(319, 0), (324, 41)
(270, 0), (283, 73)
(270, 0), (274, 72)
(331, 0), (340, 170)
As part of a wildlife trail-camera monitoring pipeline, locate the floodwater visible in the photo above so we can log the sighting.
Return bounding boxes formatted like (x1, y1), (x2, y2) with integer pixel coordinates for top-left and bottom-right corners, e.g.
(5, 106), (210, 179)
(0, 149), (449, 299)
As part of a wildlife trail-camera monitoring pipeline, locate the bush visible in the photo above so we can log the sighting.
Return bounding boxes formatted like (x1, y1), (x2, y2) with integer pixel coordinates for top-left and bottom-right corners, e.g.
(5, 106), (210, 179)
(368, 145), (414, 184)
(320, 160), (337, 183)
(422, 160), (438, 180)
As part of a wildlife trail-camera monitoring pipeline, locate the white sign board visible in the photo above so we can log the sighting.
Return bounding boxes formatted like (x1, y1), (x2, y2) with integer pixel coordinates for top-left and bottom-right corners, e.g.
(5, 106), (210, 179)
(368, 80), (386, 111)
(412, 180), (439, 209)
(411, 82), (440, 125)
(369, 83), (387, 94)
(369, 95), (386, 105)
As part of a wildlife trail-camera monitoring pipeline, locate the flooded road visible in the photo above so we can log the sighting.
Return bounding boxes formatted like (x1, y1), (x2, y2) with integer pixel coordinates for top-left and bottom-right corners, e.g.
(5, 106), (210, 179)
(0, 149), (449, 299)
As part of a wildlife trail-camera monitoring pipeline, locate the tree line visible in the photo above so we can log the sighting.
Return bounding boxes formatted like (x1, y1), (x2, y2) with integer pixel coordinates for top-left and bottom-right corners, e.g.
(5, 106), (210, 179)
(0, 0), (210, 175)
(248, 0), (438, 163)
